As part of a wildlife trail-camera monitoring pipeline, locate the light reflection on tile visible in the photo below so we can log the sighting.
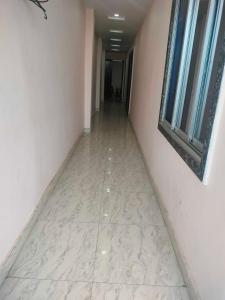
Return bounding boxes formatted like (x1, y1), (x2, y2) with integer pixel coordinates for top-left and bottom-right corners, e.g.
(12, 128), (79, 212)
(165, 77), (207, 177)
(104, 166), (153, 193)
(94, 224), (184, 286)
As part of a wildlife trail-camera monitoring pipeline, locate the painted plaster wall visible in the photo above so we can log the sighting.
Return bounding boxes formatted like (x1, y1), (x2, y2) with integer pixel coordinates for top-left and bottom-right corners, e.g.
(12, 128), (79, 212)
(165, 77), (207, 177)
(0, 0), (85, 268)
(84, 8), (95, 129)
(92, 34), (98, 115)
(130, 1), (225, 299)
(95, 38), (103, 111)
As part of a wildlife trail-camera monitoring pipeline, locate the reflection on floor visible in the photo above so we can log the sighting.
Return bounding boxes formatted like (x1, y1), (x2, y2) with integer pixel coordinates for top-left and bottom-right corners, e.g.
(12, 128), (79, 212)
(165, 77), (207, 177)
(0, 103), (190, 299)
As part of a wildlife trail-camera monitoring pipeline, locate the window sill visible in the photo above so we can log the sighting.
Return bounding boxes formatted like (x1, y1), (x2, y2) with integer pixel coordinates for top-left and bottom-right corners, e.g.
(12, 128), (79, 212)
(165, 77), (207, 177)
(158, 120), (204, 181)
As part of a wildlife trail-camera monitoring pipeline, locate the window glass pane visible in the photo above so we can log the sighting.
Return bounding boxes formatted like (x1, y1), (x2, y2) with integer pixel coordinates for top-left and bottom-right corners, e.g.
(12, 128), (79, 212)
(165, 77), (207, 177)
(165, 0), (189, 123)
(159, 0), (225, 180)
(198, 100), (209, 143)
(180, 0), (209, 133)
(197, 2), (225, 143)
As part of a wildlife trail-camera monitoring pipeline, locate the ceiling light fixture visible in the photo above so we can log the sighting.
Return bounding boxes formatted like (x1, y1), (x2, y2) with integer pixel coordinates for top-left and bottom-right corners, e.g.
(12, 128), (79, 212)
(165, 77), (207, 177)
(110, 38), (122, 42)
(114, 13), (119, 17)
(110, 29), (123, 34)
(111, 44), (120, 47)
(108, 16), (125, 21)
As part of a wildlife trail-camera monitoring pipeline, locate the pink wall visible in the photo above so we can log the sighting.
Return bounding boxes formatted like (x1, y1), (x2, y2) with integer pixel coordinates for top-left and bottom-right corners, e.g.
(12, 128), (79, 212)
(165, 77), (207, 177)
(0, 0), (85, 268)
(130, 1), (225, 299)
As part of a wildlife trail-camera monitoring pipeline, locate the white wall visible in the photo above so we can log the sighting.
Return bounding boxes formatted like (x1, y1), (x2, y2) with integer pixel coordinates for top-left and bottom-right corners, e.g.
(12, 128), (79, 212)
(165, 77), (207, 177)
(84, 8), (95, 129)
(0, 0), (85, 269)
(91, 34), (98, 116)
(101, 48), (106, 103)
(130, 1), (225, 299)
(95, 38), (103, 111)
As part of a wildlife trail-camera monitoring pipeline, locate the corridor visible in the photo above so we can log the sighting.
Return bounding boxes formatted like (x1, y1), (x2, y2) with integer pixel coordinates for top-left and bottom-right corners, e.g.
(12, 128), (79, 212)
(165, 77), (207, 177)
(0, 104), (190, 299)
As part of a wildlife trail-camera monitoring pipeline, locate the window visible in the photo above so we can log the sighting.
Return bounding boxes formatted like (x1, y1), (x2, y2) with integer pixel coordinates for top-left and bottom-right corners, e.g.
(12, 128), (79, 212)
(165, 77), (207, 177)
(159, 0), (225, 181)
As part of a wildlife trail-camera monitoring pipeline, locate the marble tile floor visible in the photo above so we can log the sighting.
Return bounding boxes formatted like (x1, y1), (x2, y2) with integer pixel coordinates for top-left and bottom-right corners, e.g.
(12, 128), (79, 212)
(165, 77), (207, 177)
(0, 103), (190, 299)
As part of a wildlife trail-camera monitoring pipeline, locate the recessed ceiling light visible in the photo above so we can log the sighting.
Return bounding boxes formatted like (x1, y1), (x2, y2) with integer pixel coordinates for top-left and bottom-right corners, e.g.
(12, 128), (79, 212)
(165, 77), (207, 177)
(110, 29), (123, 34)
(111, 44), (120, 47)
(110, 38), (122, 42)
(108, 16), (125, 21)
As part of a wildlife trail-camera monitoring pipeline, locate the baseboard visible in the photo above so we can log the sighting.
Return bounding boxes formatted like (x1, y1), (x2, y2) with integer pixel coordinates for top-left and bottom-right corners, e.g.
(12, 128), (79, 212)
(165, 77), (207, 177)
(128, 119), (200, 300)
(0, 133), (83, 288)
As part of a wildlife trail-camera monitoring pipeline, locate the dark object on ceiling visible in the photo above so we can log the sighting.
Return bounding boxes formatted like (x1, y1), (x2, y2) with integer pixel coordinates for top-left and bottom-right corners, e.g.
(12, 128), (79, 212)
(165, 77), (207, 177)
(28, 0), (49, 19)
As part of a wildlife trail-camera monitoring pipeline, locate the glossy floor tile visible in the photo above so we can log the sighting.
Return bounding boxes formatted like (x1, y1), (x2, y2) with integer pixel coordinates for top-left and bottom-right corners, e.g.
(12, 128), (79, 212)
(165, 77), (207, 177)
(0, 278), (92, 300)
(92, 283), (190, 300)
(40, 189), (101, 223)
(94, 224), (184, 286)
(10, 220), (98, 281)
(56, 166), (104, 192)
(104, 165), (153, 192)
(100, 190), (164, 226)
(0, 103), (190, 299)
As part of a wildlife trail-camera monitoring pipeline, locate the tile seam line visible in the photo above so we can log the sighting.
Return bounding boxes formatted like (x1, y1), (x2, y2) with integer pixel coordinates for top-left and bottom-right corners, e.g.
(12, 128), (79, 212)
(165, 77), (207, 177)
(38, 220), (168, 228)
(6, 276), (187, 288)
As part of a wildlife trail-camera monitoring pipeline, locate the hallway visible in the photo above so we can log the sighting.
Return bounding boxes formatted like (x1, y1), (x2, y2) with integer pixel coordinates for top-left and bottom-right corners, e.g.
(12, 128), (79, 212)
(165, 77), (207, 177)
(0, 104), (190, 299)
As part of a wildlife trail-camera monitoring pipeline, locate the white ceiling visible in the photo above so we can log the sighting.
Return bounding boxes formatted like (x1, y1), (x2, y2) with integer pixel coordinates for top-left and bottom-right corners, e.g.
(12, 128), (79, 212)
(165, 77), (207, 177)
(84, 0), (151, 53)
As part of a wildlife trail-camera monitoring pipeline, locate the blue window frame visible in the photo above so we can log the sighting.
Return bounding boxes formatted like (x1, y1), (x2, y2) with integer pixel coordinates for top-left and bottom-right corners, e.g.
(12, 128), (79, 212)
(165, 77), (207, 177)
(159, 0), (225, 181)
